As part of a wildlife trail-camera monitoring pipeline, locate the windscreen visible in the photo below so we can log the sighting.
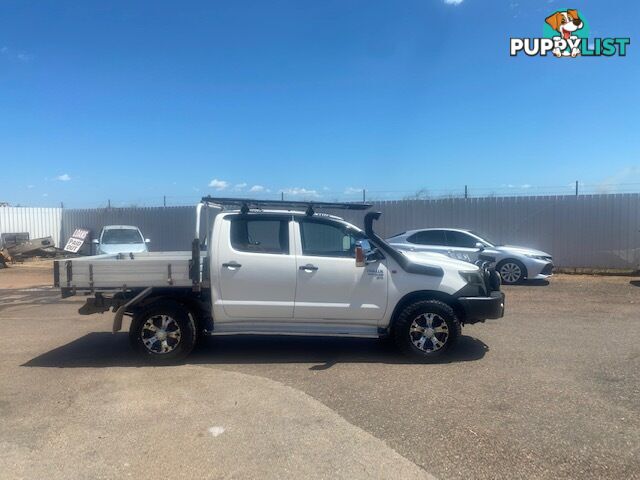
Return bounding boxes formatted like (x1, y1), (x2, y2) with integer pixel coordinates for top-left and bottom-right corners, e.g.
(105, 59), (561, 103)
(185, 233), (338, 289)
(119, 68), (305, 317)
(101, 229), (144, 245)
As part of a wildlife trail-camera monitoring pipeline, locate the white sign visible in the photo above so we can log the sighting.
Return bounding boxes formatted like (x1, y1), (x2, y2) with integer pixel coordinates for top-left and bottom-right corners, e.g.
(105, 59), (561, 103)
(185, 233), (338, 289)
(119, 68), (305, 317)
(64, 228), (90, 253)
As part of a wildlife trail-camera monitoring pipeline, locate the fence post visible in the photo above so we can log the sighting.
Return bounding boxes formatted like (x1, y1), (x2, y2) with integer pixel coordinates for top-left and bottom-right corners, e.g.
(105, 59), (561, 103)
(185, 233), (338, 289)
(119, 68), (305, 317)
(464, 185), (468, 199)
(281, 192), (284, 201)
(107, 199), (111, 208)
(362, 189), (366, 203)
(575, 181), (579, 196)
(163, 195), (166, 207)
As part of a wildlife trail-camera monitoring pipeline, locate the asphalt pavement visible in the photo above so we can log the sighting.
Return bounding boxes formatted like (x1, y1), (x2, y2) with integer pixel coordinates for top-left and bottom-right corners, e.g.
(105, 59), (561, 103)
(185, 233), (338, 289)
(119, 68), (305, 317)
(1, 263), (638, 479)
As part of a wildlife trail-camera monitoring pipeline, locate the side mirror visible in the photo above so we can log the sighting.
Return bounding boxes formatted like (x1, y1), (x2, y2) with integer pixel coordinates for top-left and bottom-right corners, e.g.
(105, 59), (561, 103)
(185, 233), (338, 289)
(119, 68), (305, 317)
(475, 242), (485, 251)
(145, 238), (151, 243)
(355, 246), (365, 267)
(365, 248), (381, 264)
(92, 239), (99, 244)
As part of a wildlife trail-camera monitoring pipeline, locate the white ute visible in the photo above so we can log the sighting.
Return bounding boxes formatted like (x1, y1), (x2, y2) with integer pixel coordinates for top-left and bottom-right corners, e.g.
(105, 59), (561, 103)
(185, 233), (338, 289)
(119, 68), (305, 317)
(54, 198), (505, 362)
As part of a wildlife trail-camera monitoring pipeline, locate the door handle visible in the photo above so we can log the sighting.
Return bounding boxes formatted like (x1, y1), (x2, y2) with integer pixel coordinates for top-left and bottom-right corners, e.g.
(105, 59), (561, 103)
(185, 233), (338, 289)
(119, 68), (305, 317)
(222, 261), (242, 269)
(299, 264), (318, 271)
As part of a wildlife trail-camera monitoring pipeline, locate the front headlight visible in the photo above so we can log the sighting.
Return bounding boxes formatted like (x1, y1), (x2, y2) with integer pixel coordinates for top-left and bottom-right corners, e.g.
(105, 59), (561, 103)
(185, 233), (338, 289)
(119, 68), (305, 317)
(459, 270), (484, 286)
(524, 254), (550, 261)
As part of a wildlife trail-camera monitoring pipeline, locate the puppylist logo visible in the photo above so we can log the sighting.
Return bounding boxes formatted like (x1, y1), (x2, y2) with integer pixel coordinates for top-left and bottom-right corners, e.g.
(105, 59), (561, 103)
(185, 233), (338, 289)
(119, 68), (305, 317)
(510, 9), (630, 58)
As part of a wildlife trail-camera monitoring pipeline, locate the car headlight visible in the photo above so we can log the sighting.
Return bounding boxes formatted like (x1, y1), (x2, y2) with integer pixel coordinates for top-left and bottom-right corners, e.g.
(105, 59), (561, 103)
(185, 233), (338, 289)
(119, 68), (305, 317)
(459, 270), (484, 286)
(524, 254), (551, 261)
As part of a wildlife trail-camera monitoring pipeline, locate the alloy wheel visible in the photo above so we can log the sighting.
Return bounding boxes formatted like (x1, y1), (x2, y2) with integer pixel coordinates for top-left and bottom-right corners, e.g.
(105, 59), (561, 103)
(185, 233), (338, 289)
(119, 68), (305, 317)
(141, 314), (182, 354)
(409, 312), (449, 353)
(499, 262), (522, 284)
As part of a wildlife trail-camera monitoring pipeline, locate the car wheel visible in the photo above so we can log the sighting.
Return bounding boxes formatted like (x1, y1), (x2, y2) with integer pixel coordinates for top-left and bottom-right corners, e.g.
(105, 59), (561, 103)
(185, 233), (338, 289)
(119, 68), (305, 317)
(497, 259), (527, 285)
(129, 300), (197, 363)
(393, 300), (461, 362)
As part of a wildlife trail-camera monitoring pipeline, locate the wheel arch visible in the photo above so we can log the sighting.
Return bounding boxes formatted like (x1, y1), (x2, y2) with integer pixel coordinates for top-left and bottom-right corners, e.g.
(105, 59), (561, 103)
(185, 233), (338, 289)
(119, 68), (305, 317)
(387, 290), (464, 335)
(129, 289), (213, 333)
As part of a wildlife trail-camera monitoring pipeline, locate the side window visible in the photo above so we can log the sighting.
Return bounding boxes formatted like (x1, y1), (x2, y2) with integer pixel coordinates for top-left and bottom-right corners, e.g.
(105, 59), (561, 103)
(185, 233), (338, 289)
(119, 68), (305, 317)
(406, 230), (446, 246)
(300, 219), (361, 257)
(230, 217), (289, 254)
(446, 231), (478, 248)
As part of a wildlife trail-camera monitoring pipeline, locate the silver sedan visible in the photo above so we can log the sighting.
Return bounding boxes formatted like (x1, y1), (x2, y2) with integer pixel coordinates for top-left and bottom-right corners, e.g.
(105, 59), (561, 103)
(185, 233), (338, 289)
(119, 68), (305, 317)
(387, 228), (553, 285)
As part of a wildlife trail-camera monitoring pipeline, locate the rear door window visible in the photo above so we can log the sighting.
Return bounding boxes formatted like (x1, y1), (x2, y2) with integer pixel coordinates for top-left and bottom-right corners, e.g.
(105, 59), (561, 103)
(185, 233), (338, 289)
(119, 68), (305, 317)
(230, 217), (289, 254)
(406, 230), (446, 246)
(445, 231), (478, 248)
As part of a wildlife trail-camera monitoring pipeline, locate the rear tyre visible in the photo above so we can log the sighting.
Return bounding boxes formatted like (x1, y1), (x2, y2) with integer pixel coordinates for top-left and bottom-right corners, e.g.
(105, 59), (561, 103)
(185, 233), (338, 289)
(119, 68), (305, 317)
(393, 300), (461, 362)
(129, 300), (197, 363)
(497, 259), (527, 285)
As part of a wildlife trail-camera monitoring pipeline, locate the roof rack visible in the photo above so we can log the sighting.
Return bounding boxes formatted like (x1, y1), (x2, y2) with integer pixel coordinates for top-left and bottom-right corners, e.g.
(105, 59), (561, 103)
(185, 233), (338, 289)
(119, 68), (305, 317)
(201, 196), (372, 216)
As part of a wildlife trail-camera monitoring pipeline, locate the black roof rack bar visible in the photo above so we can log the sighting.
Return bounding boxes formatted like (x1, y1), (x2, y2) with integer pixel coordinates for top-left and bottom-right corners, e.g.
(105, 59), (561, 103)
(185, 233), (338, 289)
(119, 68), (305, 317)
(201, 196), (372, 215)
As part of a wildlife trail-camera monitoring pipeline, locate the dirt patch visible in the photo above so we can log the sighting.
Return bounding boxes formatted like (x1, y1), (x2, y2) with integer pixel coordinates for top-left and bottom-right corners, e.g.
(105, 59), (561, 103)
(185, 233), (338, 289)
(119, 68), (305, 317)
(0, 260), (54, 289)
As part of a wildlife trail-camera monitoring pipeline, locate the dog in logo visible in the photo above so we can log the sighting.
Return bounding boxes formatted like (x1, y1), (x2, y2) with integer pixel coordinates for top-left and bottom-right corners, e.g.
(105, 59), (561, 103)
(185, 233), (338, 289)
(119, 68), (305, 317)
(545, 9), (584, 57)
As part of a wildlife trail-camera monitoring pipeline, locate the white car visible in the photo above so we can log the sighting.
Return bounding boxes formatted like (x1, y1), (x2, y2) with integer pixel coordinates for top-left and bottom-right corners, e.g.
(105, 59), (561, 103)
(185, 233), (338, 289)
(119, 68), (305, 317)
(55, 199), (505, 363)
(387, 228), (553, 285)
(93, 225), (150, 255)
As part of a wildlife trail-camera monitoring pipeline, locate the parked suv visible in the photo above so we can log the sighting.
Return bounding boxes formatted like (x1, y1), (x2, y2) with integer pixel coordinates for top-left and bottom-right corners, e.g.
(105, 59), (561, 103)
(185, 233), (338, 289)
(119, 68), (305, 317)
(388, 228), (553, 285)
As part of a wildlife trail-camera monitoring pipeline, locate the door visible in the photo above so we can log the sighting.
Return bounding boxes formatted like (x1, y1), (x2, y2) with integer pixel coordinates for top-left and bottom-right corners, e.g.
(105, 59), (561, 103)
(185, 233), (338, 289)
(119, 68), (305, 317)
(293, 217), (387, 323)
(217, 214), (296, 318)
(445, 230), (482, 263)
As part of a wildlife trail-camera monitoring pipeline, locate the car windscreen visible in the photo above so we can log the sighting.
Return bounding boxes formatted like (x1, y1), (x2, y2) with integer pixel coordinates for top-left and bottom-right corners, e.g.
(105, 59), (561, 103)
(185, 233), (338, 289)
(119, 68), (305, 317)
(101, 229), (144, 244)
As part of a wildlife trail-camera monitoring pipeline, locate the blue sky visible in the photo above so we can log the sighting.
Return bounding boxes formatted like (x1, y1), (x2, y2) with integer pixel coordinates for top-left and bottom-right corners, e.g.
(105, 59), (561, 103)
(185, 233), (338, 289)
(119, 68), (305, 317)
(1, 0), (638, 207)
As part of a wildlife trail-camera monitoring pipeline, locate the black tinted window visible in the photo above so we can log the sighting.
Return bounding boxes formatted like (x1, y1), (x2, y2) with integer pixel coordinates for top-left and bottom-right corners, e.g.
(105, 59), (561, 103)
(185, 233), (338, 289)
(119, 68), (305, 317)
(446, 231), (478, 248)
(406, 230), (446, 246)
(300, 219), (363, 257)
(230, 218), (289, 254)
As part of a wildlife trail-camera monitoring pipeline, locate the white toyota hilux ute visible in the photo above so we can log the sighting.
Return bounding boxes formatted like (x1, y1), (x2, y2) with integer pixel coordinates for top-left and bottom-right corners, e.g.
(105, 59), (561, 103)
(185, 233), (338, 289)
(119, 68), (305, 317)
(54, 198), (505, 363)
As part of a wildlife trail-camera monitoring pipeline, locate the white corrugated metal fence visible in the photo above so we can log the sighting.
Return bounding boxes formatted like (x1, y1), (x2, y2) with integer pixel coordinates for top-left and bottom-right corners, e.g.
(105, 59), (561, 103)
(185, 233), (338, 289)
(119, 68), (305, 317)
(0, 207), (62, 247)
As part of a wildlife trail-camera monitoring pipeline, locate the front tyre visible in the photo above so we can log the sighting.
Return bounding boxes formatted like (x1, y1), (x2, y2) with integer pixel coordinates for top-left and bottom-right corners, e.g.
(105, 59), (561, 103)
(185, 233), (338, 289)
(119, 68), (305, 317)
(129, 300), (196, 363)
(393, 300), (461, 361)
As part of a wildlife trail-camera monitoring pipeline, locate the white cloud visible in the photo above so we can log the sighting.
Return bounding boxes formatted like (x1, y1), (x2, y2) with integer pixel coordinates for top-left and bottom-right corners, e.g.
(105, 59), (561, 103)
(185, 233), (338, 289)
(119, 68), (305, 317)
(597, 166), (640, 193)
(42, 193), (48, 197)
(344, 187), (363, 194)
(1, 46), (33, 63)
(56, 173), (71, 181)
(249, 185), (265, 192)
(444, 0), (463, 4)
(27, 184), (35, 189)
(208, 178), (229, 190)
(281, 187), (320, 198)
(234, 182), (247, 191)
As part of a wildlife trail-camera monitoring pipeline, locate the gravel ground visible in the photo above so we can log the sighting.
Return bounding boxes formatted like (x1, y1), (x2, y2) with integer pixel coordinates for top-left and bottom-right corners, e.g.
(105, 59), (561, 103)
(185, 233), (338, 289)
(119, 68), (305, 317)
(1, 261), (639, 479)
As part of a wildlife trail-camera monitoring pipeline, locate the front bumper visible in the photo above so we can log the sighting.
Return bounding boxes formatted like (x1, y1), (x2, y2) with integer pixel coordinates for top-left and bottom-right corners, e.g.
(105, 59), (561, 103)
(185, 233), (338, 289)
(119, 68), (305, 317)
(526, 259), (554, 278)
(457, 291), (505, 324)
